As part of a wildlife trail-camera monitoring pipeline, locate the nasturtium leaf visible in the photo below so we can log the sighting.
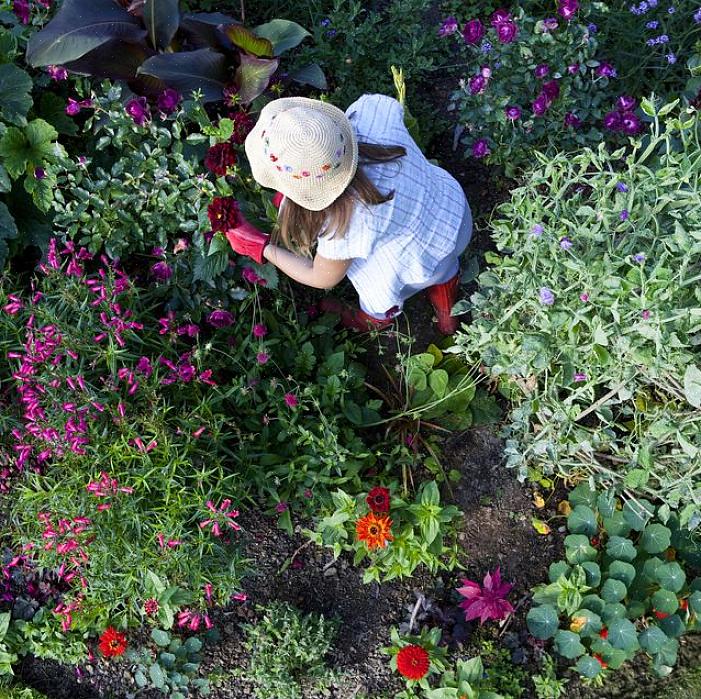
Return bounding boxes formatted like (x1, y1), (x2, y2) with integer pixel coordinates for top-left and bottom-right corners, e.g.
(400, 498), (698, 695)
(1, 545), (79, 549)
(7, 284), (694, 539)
(652, 657), (674, 678)
(581, 561), (601, 587)
(429, 368), (449, 399)
(602, 511), (631, 537)
(689, 590), (701, 615)
(591, 639), (629, 668)
(641, 524), (672, 554)
(601, 578), (628, 602)
(656, 562), (686, 593)
(149, 662), (166, 688)
(608, 560), (637, 587)
(568, 505), (598, 536)
(597, 490), (617, 518)
(659, 614), (686, 638)
(683, 365), (701, 408)
(581, 595), (605, 615)
(575, 654), (603, 678)
(549, 561), (570, 583)
(602, 603), (628, 624)
(626, 600), (646, 620)
(652, 588), (678, 615)
(565, 534), (597, 564)
(639, 626), (669, 654)
(606, 536), (637, 561)
(657, 637), (679, 666)
(554, 630), (586, 659)
(642, 556), (664, 582)
(571, 609), (602, 637)
(623, 498), (653, 531)
(568, 483), (597, 508)
(151, 628), (170, 646)
(527, 604), (559, 640)
(607, 618), (639, 651)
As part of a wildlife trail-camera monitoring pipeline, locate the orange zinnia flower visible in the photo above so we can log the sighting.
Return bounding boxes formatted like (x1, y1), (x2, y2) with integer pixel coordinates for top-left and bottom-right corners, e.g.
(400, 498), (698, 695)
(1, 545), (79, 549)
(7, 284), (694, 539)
(356, 512), (393, 549)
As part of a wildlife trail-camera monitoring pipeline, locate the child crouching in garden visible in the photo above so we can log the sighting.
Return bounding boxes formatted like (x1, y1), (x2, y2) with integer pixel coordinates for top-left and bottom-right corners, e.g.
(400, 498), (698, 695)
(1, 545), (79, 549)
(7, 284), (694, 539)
(225, 93), (472, 334)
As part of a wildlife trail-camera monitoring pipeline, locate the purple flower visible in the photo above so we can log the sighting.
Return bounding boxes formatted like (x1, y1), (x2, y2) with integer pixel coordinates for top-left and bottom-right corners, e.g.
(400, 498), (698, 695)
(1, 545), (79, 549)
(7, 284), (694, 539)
(646, 19), (660, 28)
(574, 372), (587, 382)
(542, 17), (559, 30)
(125, 97), (150, 126)
(438, 16), (458, 36)
(667, 6), (675, 13)
(666, 53), (677, 64)
(596, 63), (617, 78)
(256, 351), (270, 365)
(616, 182), (629, 192)
(469, 75), (487, 95)
(34, 167), (46, 180)
(481, 65), (492, 78)
(136, 357), (153, 376)
(603, 111), (623, 131)
(633, 252), (646, 263)
(587, 22), (598, 33)
(542, 80), (560, 101)
(580, 292), (590, 302)
(560, 236), (573, 250)
(534, 63), (550, 79)
(495, 20), (518, 43)
(490, 9), (512, 25)
(532, 93), (550, 116)
(275, 501), (289, 513)
(539, 287), (555, 305)
(207, 310), (235, 328)
(462, 18), (485, 45)
(564, 112), (582, 128)
(617, 95), (638, 112)
(620, 209), (629, 220)
(567, 63), (580, 74)
(480, 40), (493, 54)
(47, 65), (68, 81)
(505, 105), (522, 120)
(252, 323), (268, 339)
(12, 0), (30, 23)
(694, 7), (701, 23)
(157, 88), (181, 115)
(65, 98), (82, 116)
(457, 568), (514, 625)
(558, 0), (579, 20)
(621, 111), (642, 135)
(642, 309), (651, 320)
(150, 261), (172, 281)
(531, 224), (544, 237)
(471, 138), (490, 159)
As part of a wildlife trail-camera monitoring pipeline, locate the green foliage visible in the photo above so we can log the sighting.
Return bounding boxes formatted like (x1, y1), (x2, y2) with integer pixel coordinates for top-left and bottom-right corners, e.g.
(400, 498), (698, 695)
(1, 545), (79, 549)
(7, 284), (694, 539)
(241, 603), (337, 699)
(0, 686), (49, 699)
(385, 626), (448, 694)
(305, 481), (462, 583)
(527, 484), (701, 679)
(125, 627), (213, 696)
(532, 653), (567, 699)
(451, 102), (701, 521)
(477, 639), (528, 698)
(0, 613), (17, 678)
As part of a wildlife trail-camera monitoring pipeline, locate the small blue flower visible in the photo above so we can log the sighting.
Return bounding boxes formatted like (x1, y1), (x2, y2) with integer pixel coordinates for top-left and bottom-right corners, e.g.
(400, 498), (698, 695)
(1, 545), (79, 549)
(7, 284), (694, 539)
(620, 209), (630, 221)
(326, 29), (337, 38)
(480, 40), (493, 54)
(539, 287), (555, 306)
(695, 7), (701, 22)
(633, 252), (646, 263)
(531, 223), (544, 237)
(646, 19), (660, 28)
(616, 182), (629, 193)
(658, 34), (670, 43)
(587, 22), (598, 33)
(667, 5), (676, 12)
(320, 18), (331, 27)
(667, 53), (677, 64)
(560, 236), (573, 250)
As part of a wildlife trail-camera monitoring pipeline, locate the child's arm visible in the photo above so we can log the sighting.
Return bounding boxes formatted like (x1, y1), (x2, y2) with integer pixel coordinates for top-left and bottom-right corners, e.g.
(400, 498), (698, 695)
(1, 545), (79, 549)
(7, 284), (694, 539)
(264, 245), (352, 290)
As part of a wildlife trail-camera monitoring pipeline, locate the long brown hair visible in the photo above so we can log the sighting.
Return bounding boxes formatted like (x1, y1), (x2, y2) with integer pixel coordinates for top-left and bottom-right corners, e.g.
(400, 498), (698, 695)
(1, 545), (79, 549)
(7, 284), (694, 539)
(273, 142), (407, 255)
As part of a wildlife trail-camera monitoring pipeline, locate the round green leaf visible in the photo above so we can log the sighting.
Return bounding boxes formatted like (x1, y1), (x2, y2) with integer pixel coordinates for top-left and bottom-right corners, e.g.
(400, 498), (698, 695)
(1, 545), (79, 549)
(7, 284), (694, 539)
(591, 639), (629, 669)
(602, 511), (632, 537)
(568, 505), (598, 536)
(623, 498), (653, 531)
(657, 637), (679, 666)
(641, 524), (672, 554)
(608, 560), (637, 587)
(606, 536), (637, 561)
(626, 600), (647, 619)
(690, 577), (701, 593)
(639, 626), (669, 654)
(565, 534), (597, 564)
(575, 655), (603, 678)
(659, 614), (686, 638)
(608, 618), (639, 651)
(151, 629), (170, 647)
(149, 663), (166, 689)
(642, 556), (664, 582)
(569, 483), (597, 508)
(572, 609), (603, 637)
(527, 605), (559, 640)
(554, 629), (586, 659)
(689, 590), (701, 615)
(549, 560), (570, 583)
(656, 562), (686, 593)
(602, 602), (628, 624)
(601, 578), (627, 603)
(581, 561), (601, 587)
(581, 595), (606, 615)
(652, 589), (679, 615)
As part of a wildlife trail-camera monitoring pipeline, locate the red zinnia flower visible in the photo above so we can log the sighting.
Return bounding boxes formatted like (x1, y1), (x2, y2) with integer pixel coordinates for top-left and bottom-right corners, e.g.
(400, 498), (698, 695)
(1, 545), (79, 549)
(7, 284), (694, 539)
(143, 598), (160, 617)
(366, 486), (390, 513)
(98, 627), (128, 657)
(396, 644), (430, 681)
(355, 512), (393, 550)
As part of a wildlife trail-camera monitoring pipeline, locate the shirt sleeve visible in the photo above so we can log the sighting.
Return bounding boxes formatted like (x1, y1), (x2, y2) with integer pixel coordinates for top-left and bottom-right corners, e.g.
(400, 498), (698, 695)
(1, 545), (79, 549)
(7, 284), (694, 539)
(316, 204), (375, 261)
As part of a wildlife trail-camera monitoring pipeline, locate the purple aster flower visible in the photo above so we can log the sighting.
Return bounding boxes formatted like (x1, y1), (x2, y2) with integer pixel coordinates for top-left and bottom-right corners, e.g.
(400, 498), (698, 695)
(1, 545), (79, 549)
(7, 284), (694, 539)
(587, 22), (598, 33)
(505, 105), (522, 120)
(539, 287), (555, 305)
(633, 252), (646, 263)
(125, 97), (150, 126)
(157, 88), (181, 115)
(531, 224), (544, 237)
(320, 18), (331, 27)
(463, 18), (485, 45)
(534, 63), (550, 79)
(597, 63), (617, 78)
(543, 17), (559, 30)
(532, 93), (550, 116)
(438, 16), (458, 36)
(472, 138), (491, 159)
(495, 20), (518, 43)
(275, 501), (289, 513)
(558, 0), (579, 20)
(560, 236), (573, 250)
(34, 167), (46, 180)
(620, 209), (630, 220)
(603, 110), (623, 130)
(658, 34), (670, 43)
(667, 6), (675, 13)
(574, 372), (587, 382)
(47, 65), (68, 81)
(666, 53), (677, 64)
(567, 63), (580, 74)
(256, 351), (270, 365)
(616, 182), (629, 192)
(646, 19), (660, 28)
(469, 74), (488, 95)
(621, 111), (642, 135)
(564, 112), (582, 128)
(150, 261), (172, 281)
(207, 310), (235, 328)
(617, 95), (638, 112)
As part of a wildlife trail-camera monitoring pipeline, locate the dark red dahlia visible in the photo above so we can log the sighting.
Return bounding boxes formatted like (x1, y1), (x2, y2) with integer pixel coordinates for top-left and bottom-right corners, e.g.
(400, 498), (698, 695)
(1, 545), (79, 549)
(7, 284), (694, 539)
(366, 486), (391, 513)
(396, 645), (430, 681)
(231, 111), (254, 145)
(207, 196), (241, 232)
(204, 142), (238, 177)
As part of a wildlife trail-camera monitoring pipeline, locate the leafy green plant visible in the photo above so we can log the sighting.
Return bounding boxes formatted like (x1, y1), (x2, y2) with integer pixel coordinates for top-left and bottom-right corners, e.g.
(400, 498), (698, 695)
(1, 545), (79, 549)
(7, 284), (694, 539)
(26, 0), (322, 103)
(532, 653), (567, 699)
(476, 639), (527, 698)
(451, 100), (701, 523)
(305, 481), (462, 583)
(241, 603), (337, 699)
(526, 483), (701, 680)
(0, 613), (17, 678)
(125, 628), (212, 697)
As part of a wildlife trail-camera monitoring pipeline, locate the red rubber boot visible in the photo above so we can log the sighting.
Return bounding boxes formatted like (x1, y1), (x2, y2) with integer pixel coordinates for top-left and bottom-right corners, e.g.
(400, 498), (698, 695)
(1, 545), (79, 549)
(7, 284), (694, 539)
(319, 298), (394, 333)
(426, 274), (460, 335)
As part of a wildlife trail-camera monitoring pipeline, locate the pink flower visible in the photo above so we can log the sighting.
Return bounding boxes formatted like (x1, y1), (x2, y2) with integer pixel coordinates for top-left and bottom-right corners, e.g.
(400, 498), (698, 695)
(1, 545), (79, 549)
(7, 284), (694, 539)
(275, 501), (288, 513)
(471, 138), (490, 159)
(256, 351), (270, 365)
(580, 293), (590, 302)
(252, 323), (268, 338)
(494, 19), (518, 43)
(207, 310), (235, 328)
(462, 18), (485, 45)
(284, 392), (298, 408)
(534, 64), (550, 79)
(574, 372), (587, 382)
(157, 88), (181, 115)
(469, 74), (487, 95)
(199, 498), (241, 537)
(150, 261), (172, 282)
(642, 309), (651, 320)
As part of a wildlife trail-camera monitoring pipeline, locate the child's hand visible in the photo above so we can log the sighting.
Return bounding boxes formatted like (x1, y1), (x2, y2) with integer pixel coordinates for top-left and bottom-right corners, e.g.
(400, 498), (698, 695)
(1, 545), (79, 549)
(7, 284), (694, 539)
(224, 216), (270, 265)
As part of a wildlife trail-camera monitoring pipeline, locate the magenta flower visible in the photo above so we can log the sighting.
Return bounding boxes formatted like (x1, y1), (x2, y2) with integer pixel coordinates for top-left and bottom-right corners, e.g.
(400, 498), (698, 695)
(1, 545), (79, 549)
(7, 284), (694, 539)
(275, 501), (289, 513)
(199, 498), (241, 538)
(457, 567), (514, 624)
(542, 80), (560, 101)
(567, 63), (580, 75)
(242, 267), (265, 285)
(642, 309), (651, 320)
(471, 139), (490, 159)
(603, 111), (623, 131)
(252, 323), (268, 338)
(574, 372), (587, 382)
(490, 9), (511, 25)
(542, 17), (559, 30)
(621, 112), (642, 135)
(617, 95), (638, 112)
(65, 98), (82, 116)
(207, 310), (235, 328)
(469, 74), (487, 95)
(284, 392), (298, 408)
(256, 351), (270, 365)
(157, 88), (181, 115)
(462, 18), (485, 44)
(136, 356), (153, 377)
(505, 105), (522, 120)
(620, 209), (629, 221)
(495, 20), (518, 43)
(438, 16), (458, 36)
(532, 94), (550, 116)
(150, 261), (172, 282)
(557, 0), (579, 20)
(534, 64), (550, 79)
(125, 97), (150, 126)
(47, 65), (68, 81)
(12, 0), (30, 23)
(580, 293), (590, 302)
(564, 112), (582, 128)
(596, 63), (617, 78)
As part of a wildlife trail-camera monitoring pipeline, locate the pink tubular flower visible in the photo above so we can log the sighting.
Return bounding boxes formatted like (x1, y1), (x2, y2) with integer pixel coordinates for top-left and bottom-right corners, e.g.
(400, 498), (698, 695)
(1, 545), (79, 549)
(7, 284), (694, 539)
(534, 63), (550, 79)
(125, 97), (150, 126)
(47, 65), (68, 81)
(157, 88), (181, 115)
(150, 261), (172, 282)
(469, 74), (487, 95)
(505, 105), (522, 120)
(199, 498), (241, 537)
(532, 94), (550, 116)
(284, 392), (298, 408)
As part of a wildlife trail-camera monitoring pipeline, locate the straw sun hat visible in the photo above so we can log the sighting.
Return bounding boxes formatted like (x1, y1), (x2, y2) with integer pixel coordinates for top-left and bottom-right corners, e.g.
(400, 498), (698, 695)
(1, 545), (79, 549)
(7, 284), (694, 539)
(244, 97), (359, 212)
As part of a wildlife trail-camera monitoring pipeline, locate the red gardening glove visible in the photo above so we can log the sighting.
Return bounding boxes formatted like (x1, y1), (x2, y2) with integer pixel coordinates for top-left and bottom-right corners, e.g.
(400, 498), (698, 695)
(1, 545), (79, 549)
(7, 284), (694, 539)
(225, 217), (270, 265)
(272, 191), (284, 209)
